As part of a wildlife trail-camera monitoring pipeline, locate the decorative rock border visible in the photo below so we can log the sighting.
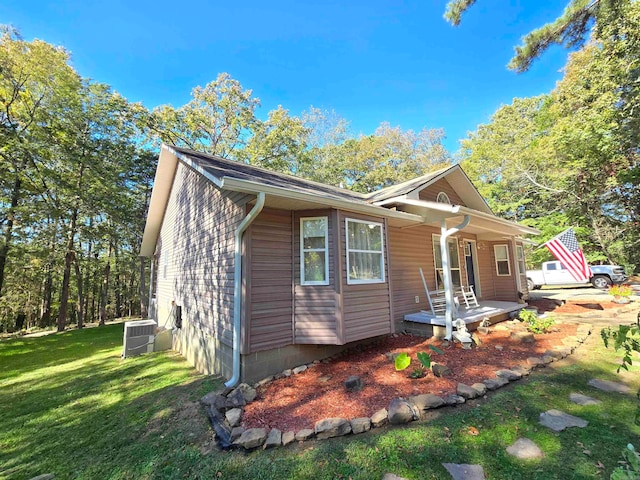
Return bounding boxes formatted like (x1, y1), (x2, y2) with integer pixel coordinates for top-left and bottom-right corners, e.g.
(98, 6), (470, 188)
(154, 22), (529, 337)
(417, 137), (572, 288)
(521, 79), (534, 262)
(200, 322), (593, 451)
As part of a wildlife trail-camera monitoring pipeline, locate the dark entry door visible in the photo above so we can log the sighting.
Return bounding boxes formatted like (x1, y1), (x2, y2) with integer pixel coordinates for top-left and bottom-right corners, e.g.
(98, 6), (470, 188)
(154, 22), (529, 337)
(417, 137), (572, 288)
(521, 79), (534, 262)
(464, 241), (476, 291)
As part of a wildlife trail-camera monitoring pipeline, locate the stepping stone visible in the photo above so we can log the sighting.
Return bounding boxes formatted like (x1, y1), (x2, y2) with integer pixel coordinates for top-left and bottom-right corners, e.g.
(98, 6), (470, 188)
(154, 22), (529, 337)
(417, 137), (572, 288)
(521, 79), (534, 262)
(588, 378), (631, 394)
(570, 393), (602, 406)
(442, 463), (486, 480)
(539, 409), (588, 432)
(506, 438), (544, 459)
(382, 474), (408, 480)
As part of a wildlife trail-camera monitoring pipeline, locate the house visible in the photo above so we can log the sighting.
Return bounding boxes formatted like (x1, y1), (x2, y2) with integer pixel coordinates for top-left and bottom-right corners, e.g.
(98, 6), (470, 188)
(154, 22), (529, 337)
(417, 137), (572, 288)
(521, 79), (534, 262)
(140, 144), (539, 386)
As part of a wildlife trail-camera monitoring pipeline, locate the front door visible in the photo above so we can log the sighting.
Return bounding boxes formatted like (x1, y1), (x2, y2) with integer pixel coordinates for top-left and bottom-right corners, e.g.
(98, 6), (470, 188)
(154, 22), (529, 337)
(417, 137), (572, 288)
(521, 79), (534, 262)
(464, 241), (477, 292)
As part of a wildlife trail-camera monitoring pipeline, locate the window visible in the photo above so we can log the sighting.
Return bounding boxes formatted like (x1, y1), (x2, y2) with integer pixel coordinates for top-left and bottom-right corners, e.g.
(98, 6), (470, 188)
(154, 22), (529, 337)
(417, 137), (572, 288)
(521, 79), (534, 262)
(436, 192), (451, 204)
(494, 245), (511, 276)
(432, 235), (461, 289)
(516, 245), (526, 275)
(301, 217), (329, 285)
(346, 219), (384, 284)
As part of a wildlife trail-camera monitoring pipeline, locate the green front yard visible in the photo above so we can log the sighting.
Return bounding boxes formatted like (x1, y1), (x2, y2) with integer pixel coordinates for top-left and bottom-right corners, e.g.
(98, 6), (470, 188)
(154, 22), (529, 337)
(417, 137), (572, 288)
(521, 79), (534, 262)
(1, 323), (638, 479)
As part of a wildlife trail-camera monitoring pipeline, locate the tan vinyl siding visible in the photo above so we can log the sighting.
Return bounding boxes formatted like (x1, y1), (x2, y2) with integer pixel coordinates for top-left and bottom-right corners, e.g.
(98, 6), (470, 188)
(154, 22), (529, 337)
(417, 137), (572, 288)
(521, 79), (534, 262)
(418, 178), (464, 205)
(154, 162), (252, 375)
(245, 208), (294, 353)
(489, 241), (519, 301)
(293, 209), (340, 344)
(338, 211), (392, 343)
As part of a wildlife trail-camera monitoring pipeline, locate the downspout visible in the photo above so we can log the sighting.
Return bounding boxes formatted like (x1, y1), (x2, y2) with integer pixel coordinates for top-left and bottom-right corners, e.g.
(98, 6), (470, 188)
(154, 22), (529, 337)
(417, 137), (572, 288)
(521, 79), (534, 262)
(440, 215), (471, 340)
(225, 192), (266, 388)
(148, 257), (155, 320)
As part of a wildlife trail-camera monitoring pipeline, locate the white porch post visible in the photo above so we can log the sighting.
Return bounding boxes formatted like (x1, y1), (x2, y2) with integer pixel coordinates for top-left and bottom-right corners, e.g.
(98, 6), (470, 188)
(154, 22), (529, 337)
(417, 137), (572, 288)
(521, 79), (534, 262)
(148, 256), (155, 320)
(440, 215), (471, 340)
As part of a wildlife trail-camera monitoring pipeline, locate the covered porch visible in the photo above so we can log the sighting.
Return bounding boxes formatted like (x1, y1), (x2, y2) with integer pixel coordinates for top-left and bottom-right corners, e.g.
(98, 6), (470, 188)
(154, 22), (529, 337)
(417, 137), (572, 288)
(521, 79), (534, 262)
(403, 300), (528, 338)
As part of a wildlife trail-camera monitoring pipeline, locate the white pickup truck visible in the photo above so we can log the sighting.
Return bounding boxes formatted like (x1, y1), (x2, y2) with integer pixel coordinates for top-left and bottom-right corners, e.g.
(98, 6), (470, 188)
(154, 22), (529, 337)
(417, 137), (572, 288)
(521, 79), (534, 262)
(527, 261), (628, 290)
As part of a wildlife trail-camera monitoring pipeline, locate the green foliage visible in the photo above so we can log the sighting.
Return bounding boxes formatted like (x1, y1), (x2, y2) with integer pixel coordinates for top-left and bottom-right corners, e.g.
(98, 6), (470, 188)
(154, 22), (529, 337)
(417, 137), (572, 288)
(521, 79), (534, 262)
(428, 344), (445, 355)
(417, 351), (432, 369)
(602, 324), (640, 373)
(394, 352), (411, 371)
(518, 309), (556, 334)
(611, 444), (640, 480)
(609, 285), (634, 298)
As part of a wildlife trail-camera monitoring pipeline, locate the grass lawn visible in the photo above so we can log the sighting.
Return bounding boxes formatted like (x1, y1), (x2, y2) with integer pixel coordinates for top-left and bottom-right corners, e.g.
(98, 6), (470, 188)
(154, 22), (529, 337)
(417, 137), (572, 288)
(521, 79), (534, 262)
(1, 322), (639, 480)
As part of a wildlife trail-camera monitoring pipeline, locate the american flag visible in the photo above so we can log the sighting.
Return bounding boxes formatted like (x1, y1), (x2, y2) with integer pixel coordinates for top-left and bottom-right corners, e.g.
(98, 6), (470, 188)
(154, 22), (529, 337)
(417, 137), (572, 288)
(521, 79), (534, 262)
(544, 228), (592, 282)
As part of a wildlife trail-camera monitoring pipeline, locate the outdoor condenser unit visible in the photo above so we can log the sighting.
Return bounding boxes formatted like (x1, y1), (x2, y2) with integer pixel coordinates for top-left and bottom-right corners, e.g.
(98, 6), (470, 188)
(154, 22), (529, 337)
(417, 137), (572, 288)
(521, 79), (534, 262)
(122, 319), (157, 358)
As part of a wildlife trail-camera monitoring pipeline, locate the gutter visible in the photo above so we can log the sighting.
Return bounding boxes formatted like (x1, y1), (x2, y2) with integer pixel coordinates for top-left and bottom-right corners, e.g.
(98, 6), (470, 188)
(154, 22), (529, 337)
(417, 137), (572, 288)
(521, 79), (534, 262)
(225, 192), (266, 388)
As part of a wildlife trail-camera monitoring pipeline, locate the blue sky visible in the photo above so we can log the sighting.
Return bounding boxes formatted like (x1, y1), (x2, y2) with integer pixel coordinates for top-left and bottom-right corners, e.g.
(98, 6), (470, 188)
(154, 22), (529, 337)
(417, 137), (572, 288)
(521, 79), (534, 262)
(1, 0), (571, 153)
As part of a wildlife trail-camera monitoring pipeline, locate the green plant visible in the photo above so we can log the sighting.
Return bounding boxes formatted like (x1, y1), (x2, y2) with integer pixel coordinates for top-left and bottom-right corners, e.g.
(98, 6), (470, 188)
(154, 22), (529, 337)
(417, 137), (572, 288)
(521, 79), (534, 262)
(519, 309), (556, 334)
(609, 284), (634, 298)
(416, 351), (432, 369)
(611, 444), (640, 479)
(394, 352), (411, 371)
(409, 367), (427, 379)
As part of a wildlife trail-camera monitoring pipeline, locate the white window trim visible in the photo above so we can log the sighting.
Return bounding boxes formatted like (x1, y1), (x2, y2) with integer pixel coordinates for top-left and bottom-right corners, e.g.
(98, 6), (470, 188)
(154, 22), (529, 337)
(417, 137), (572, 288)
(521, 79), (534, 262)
(345, 218), (385, 285)
(300, 216), (329, 286)
(436, 192), (451, 204)
(432, 234), (462, 290)
(516, 244), (526, 276)
(494, 244), (511, 276)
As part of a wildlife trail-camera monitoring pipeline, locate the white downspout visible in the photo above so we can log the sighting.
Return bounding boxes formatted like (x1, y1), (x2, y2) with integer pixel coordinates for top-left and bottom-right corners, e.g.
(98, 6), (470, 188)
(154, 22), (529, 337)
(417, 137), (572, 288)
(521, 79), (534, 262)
(440, 215), (471, 340)
(225, 192), (265, 388)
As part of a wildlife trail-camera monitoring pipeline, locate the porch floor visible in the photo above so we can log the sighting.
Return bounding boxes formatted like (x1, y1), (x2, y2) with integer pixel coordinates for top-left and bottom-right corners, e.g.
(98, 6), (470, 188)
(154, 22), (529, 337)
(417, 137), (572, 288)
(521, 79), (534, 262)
(404, 301), (527, 326)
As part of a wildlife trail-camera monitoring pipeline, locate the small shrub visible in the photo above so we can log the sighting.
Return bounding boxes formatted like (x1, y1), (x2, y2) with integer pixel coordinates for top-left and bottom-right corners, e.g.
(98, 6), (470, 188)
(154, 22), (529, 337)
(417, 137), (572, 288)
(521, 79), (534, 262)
(611, 444), (640, 480)
(394, 352), (411, 371)
(519, 309), (555, 334)
(609, 284), (634, 298)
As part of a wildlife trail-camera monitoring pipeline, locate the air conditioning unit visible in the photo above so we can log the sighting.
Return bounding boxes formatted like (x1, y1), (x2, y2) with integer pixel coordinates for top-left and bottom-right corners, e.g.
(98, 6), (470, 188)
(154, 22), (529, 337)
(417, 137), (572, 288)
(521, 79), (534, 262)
(122, 319), (157, 358)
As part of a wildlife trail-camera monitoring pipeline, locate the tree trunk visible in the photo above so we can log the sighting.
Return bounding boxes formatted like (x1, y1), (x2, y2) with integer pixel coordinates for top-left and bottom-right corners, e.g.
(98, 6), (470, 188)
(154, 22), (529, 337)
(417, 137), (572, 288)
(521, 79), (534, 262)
(40, 268), (53, 328)
(99, 243), (112, 326)
(0, 169), (23, 298)
(114, 246), (122, 319)
(73, 252), (84, 329)
(139, 257), (148, 318)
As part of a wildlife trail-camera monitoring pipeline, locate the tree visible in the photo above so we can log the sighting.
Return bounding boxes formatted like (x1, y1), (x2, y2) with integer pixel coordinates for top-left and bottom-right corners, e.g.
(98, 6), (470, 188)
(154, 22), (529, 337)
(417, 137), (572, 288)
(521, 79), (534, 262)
(445, 0), (628, 72)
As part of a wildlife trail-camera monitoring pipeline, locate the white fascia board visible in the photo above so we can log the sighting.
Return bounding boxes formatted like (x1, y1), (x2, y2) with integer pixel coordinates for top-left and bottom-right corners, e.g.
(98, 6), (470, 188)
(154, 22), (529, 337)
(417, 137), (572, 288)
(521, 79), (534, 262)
(140, 147), (179, 257)
(220, 178), (424, 224)
(457, 205), (540, 235)
(164, 145), (224, 188)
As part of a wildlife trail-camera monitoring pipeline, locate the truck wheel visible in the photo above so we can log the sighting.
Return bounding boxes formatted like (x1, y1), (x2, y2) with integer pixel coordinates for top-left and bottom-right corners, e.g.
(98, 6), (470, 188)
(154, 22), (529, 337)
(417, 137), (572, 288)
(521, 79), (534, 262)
(526, 279), (535, 291)
(591, 275), (612, 289)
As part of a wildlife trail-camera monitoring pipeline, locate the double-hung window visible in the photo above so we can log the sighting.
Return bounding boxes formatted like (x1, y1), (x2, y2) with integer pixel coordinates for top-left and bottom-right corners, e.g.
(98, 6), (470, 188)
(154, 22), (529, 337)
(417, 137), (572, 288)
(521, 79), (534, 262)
(346, 219), (384, 284)
(516, 245), (526, 275)
(494, 245), (511, 276)
(432, 235), (461, 290)
(301, 217), (329, 285)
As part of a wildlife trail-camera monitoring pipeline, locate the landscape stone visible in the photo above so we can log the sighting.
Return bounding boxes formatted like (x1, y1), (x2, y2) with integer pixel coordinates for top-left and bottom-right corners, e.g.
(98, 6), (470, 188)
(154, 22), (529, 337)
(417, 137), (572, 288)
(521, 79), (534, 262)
(442, 463), (486, 480)
(409, 393), (445, 411)
(318, 375), (332, 383)
(444, 394), (466, 405)
(225, 407), (242, 427)
(385, 352), (401, 362)
(282, 369), (292, 377)
(510, 365), (531, 376)
(388, 398), (419, 424)
(588, 378), (631, 394)
(539, 409), (589, 432)
(282, 431), (295, 446)
(457, 383), (480, 399)
(471, 383), (487, 396)
(255, 376), (274, 387)
(541, 355), (555, 365)
(371, 408), (389, 427)
(350, 417), (371, 434)
(511, 332), (535, 344)
(292, 365), (308, 374)
(471, 333), (482, 346)
(236, 428), (268, 449)
(264, 428), (282, 449)
(200, 391), (218, 407)
(344, 375), (364, 392)
(382, 474), (408, 480)
(494, 324), (509, 332)
(553, 346), (572, 357)
(526, 357), (544, 367)
(506, 438), (544, 459)
(236, 383), (257, 403)
(315, 417), (352, 439)
(562, 337), (580, 347)
(225, 388), (247, 408)
(295, 429), (315, 441)
(544, 349), (564, 360)
(28, 475), (55, 480)
(483, 377), (509, 390)
(432, 363), (453, 377)
(570, 393), (602, 406)
(496, 369), (522, 381)
(494, 345), (504, 351)
(230, 426), (244, 442)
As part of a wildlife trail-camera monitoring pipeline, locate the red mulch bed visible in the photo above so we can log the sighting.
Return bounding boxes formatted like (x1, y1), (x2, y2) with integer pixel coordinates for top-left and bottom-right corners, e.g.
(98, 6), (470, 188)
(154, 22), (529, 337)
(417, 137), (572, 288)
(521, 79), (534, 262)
(242, 322), (578, 432)
(528, 298), (623, 314)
